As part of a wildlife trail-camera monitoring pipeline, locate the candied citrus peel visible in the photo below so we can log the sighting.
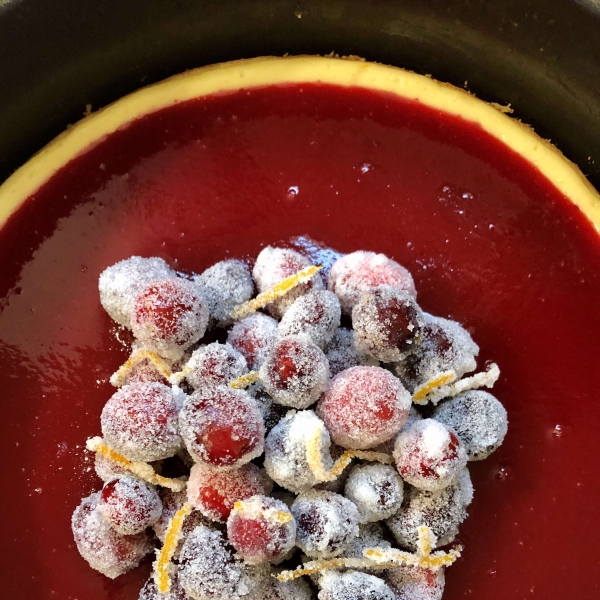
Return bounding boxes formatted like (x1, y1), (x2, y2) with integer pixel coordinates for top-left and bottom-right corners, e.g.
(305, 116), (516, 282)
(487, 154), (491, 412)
(274, 557), (397, 582)
(110, 348), (173, 387)
(233, 500), (292, 524)
(154, 502), (192, 593)
(412, 371), (456, 402)
(413, 363), (500, 405)
(306, 425), (393, 483)
(231, 265), (323, 320)
(229, 370), (261, 389)
(86, 437), (186, 492)
(363, 525), (462, 572)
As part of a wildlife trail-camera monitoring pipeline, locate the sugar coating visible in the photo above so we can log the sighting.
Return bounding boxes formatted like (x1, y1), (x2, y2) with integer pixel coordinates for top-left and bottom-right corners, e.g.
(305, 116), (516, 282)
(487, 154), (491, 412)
(98, 475), (162, 535)
(291, 490), (360, 558)
(317, 366), (411, 450)
(187, 462), (268, 522)
(393, 419), (468, 491)
(319, 571), (395, 600)
(263, 577), (315, 600)
(327, 251), (416, 315)
(260, 334), (330, 409)
(101, 382), (182, 462)
(179, 386), (265, 468)
(386, 468), (473, 551)
(154, 489), (217, 559)
(253, 247), (325, 318)
(343, 464), (404, 523)
(277, 290), (341, 350)
(343, 522), (392, 560)
(71, 492), (153, 579)
(99, 256), (177, 327)
(194, 259), (254, 328)
(139, 566), (189, 600)
(94, 452), (129, 482)
(326, 328), (378, 377)
(352, 285), (425, 363)
(264, 410), (333, 494)
(385, 566), (445, 600)
(394, 313), (479, 394)
(374, 406), (423, 455)
(185, 342), (248, 389)
(178, 526), (270, 600)
(314, 445), (353, 494)
(432, 390), (508, 461)
(228, 313), (279, 370)
(131, 278), (209, 360)
(227, 495), (296, 564)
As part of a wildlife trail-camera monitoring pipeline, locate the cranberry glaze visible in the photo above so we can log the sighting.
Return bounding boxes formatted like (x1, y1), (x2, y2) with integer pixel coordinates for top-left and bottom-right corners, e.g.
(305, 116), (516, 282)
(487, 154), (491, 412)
(0, 84), (599, 599)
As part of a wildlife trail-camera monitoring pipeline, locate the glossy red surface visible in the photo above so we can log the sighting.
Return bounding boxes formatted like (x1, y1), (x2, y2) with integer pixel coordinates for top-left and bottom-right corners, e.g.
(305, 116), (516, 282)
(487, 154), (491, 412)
(1, 83), (600, 599)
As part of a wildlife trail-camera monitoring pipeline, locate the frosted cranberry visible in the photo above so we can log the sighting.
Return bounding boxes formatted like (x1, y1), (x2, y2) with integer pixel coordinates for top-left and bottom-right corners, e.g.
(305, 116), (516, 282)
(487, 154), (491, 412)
(99, 256), (176, 327)
(253, 246), (324, 318)
(187, 462), (269, 522)
(101, 382), (182, 462)
(131, 278), (208, 359)
(291, 490), (359, 558)
(343, 464), (404, 523)
(179, 526), (270, 600)
(320, 571), (396, 600)
(386, 565), (445, 600)
(194, 259), (254, 328)
(227, 313), (278, 370)
(352, 285), (424, 363)
(328, 251), (416, 315)
(227, 495), (296, 564)
(259, 334), (329, 409)
(139, 566), (189, 600)
(277, 290), (341, 349)
(263, 577), (314, 600)
(394, 419), (468, 491)
(185, 342), (247, 389)
(180, 386), (265, 468)
(71, 492), (153, 579)
(317, 366), (411, 450)
(97, 475), (161, 535)
(326, 327), (378, 377)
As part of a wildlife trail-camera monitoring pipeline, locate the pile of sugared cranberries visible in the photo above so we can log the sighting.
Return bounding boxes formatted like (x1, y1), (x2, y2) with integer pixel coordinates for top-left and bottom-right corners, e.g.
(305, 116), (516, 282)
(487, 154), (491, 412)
(73, 243), (508, 600)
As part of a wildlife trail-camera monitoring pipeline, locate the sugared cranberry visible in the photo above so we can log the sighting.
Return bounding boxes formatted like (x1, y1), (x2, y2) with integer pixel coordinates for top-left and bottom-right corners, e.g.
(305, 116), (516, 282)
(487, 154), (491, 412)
(317, 366), (411, 450)
(386, 565), (445, 600)
(131, 278), (208, 359)
(71, 492), (153, 579)
(352, 285), (424, 363)
(291, 490), (359, 558)
(227, 495), (296, 564)
(227, 313), (279, 370)
(393, 419), (467, 491)
(326, 327), (378, 377)
(328, 251), (416, 315)
(253, 246), (324, 318)
(277, 290), (341, 349)
(185, 342), (247, 389)
(101, 382), (182, 462)
(98, 475), (162, 535)
(187, 462), (270, 522)
(259, 334), (329, 409)
(319, 571), (396, 600)
(180, 386), (265, 468)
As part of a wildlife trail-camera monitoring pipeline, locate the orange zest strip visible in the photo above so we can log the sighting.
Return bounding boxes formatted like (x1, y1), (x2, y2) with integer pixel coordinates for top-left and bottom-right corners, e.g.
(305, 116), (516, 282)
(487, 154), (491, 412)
(154, 502), (192, 593)
(233, 500), (292, 524)
(414, 363), (500, 405)
(412, 371), (456, 402)
(231, 265), (323, 320)
(86, 437), (186, 492)
(363, 525), (462, 572)
(306, 426), (393, 483)
(169, 365), (192, 386)
(110, 349), (172, 387)
(229, 370), (261, 389)
(274, 557), (398, 581)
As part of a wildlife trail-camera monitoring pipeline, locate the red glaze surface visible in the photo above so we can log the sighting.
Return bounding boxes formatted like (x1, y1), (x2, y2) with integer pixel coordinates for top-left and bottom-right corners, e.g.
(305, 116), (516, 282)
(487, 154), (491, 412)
(0, 83), (600, 599)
